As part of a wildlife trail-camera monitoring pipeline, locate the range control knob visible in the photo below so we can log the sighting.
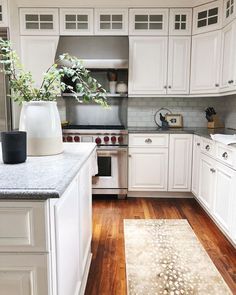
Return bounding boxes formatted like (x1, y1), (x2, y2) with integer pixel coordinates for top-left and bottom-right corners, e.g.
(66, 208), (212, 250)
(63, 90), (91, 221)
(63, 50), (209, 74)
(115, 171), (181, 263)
(67, 136), (73, 142)
(95, 137), (102, 145)
(104, 136), (109, 143)
(74, 136), (80, 142)
(111, 136), (117, 143)
(118, 136), (123, 144)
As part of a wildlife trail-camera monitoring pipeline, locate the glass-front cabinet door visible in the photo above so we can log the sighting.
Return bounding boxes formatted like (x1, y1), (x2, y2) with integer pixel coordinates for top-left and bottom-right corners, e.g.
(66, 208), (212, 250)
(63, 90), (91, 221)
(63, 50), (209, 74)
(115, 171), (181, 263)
(20, 8), (59, 35)
(192, 1), (222, 34)
(169, 9), (192, 35)
(0, 0), (8, 27)
(223, 0), (236, 25)
(129, 9), (169, 35)
(94, 9), (128, 35)
(60, 9), (94, 35)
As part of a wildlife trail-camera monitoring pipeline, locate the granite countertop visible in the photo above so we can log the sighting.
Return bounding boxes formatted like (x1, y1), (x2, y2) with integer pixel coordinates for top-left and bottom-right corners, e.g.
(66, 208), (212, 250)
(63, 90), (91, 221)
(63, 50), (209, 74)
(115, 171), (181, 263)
(0, 143), (96, 200)
(128, 127), (236, 139)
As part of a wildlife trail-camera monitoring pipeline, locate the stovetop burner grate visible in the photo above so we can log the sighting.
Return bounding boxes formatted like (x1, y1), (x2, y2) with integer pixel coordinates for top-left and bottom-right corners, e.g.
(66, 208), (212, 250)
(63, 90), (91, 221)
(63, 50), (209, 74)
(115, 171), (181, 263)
(63, 125), (126, 130)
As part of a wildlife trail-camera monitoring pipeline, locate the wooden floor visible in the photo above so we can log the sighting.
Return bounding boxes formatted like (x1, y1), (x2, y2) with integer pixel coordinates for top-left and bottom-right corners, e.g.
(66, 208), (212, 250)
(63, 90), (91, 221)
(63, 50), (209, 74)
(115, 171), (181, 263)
(85, 197), (236, 295)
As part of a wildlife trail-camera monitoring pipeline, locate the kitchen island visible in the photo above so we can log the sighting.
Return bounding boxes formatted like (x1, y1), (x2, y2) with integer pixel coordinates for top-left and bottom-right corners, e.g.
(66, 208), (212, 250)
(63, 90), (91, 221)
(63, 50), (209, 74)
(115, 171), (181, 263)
(0, 143), (97, 295)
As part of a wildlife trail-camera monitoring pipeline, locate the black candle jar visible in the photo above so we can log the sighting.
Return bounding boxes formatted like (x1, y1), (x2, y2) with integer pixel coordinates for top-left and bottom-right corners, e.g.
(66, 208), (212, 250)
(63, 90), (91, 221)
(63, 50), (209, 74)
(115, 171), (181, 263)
(1, 131), (27, 164)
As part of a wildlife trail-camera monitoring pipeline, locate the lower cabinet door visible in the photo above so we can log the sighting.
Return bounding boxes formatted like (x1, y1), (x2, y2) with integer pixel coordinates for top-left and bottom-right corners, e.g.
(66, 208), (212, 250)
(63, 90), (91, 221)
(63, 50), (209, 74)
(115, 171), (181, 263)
(198, 154), (215, 211)
(192, 135), (201, 197)
(78, 161), (92, 275)
(213, 162), (236, 236)
(168, 134), (193, 192)
(128, 148), (168, 191)
(0, 254), (49, 295)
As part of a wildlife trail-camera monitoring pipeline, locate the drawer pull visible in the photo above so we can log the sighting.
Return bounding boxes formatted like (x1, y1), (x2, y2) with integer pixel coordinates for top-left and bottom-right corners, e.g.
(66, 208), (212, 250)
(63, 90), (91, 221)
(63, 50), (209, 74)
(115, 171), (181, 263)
(210, 168), (216, 173)
(145, 138), (152, 144)
(222, 152), (228, 160)
(205, 145), (210, 151)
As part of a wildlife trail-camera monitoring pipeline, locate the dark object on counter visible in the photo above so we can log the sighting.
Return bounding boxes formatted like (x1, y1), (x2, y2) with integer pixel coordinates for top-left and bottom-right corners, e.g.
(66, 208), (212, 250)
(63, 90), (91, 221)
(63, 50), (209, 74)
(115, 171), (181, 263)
(205, 107), (216, 122)
(160, 113), (169, 129)
(1, 131), (27, 164)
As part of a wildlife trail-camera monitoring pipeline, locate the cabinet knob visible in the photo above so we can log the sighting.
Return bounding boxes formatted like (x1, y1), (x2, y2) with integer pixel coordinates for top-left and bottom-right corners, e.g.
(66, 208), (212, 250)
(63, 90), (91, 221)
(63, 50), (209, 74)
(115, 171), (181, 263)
(210, 168), (216, 173)
(205, 145), (210, 151)
(228, 80), (234, 84)
(163, 85), (167, 89)
(168, 86), (172, 89)
(145, 138), (152, 144)
(222, 152), (228, 160)
(128, 155), (132, 158)
(197, 143), (200, 146)
(215, 83), (219, 87)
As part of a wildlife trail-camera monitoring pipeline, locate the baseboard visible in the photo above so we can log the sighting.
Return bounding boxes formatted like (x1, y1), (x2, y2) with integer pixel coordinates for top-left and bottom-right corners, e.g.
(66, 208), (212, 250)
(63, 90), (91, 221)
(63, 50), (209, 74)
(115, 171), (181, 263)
(79, 252), (92, 295)
(127, 191), (194, 198)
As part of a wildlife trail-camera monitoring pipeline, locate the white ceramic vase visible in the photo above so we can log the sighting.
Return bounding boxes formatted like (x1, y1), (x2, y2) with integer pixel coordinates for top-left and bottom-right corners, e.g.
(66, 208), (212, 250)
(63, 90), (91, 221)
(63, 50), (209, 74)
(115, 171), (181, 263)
(19, 101), (63, 156)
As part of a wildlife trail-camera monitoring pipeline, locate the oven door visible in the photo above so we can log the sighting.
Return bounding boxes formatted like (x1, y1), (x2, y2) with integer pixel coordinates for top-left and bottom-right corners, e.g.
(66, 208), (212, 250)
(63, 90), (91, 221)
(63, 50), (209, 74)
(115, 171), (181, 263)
(92, 147), (128, 191)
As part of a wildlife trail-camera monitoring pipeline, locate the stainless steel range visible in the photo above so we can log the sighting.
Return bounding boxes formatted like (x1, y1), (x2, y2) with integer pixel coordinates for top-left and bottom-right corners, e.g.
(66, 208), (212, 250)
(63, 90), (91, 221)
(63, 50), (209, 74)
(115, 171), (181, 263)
(63, 125), (128, 199)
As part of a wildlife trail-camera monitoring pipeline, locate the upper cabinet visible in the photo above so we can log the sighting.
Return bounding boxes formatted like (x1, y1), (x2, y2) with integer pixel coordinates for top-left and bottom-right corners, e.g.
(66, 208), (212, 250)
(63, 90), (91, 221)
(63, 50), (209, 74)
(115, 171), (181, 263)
(129, 9), (169, 35)
(169, 8), (192, 35)
(20, 8), (59, 35)
(0, 0), (8, 27)
(220, 20), (236, 92)
(192, 1), (222, 35)
(129, 36), (190, 96)
(191, 31), (221, 94)
(60, 9), (94, 35)
(94, 9), (128, 35)
(129, 36), (168, 95)
(223, 0), (236, 26)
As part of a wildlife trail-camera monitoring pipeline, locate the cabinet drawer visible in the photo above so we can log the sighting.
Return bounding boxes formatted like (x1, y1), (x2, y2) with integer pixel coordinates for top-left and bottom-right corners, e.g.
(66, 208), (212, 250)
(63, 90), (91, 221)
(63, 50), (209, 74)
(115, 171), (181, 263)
(0, 254), (49, 295)
(215, 143), (236, 168)
(129, 134), (169, 147)
(201, 137), (215, 157)
(0, 201), (48, 252)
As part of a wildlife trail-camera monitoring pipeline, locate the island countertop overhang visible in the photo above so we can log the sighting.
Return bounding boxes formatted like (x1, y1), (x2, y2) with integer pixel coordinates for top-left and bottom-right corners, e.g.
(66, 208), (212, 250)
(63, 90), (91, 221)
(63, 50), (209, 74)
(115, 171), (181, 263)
(0, 143), (97, 200)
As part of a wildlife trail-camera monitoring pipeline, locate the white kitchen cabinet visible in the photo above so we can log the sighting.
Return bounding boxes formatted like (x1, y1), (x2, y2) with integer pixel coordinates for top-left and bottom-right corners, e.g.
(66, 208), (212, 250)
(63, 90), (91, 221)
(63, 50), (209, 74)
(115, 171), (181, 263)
(192, 1), (222, 35)
(220, 20), (236, 92)
(20, 8), (59, 35)
(190, 31), (221, 94)
(129, 147), (168, 191)
(0, 0), (8, 27)
(0, 254), (49, 295)
(198, 153), (215, 211)
(213, 161), (236, 236)
(169, 8), (192, 36)
(168, 134), (193, 192)
(129, 9), (169, 35)
(94, 9), (128, 35)
(20, 36), (59, 88)
(167, 36), (191, 94)
(192, 135), (201, 197)
(78, 161), (92, 276)
(129, 36), (168, 95)
(223, 0), (236, 26)
(60, 9), (94, 35)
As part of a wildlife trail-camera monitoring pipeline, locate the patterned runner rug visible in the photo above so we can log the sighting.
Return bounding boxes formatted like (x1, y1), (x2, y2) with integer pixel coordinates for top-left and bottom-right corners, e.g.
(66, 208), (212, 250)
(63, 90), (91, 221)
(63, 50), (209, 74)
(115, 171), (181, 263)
(124, 219), (232, 295)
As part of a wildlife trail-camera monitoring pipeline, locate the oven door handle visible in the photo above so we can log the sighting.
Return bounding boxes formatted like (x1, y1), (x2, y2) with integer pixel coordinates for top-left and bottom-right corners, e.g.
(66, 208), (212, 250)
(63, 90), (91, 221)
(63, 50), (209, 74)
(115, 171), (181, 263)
(96, 148), (127, 156)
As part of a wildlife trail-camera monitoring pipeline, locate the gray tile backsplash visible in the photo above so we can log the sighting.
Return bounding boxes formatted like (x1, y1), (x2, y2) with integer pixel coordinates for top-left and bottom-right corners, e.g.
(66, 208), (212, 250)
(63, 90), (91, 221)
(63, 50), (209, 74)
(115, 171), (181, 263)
(128, 96), (236, 129)
(58, 95), (236, 130)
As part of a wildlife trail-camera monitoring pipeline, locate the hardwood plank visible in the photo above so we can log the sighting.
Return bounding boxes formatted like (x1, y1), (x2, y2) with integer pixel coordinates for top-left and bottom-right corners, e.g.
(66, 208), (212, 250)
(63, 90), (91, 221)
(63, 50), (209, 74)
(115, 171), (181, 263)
(85, 197), (236, 295)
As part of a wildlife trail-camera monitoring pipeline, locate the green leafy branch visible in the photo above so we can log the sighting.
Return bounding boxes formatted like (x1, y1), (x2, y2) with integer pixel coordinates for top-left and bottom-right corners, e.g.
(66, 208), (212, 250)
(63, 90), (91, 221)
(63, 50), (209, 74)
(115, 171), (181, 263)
(0, 38), (108, 107)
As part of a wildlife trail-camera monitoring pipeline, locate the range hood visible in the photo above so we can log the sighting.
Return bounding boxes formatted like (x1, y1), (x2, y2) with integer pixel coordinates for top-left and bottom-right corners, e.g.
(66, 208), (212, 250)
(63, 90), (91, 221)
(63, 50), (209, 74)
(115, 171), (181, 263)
(55, 36), (129, 69)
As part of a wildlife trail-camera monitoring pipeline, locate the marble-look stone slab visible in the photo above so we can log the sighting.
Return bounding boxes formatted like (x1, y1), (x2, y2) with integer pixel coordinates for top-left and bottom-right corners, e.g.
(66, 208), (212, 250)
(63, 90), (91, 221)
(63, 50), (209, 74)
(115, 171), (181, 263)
(0, 143), (96, 200)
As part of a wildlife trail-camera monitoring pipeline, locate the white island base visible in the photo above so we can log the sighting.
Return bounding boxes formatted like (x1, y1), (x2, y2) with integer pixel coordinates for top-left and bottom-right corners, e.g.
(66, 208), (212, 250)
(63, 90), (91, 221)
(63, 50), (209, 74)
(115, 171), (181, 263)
(0, 143), (96, 295)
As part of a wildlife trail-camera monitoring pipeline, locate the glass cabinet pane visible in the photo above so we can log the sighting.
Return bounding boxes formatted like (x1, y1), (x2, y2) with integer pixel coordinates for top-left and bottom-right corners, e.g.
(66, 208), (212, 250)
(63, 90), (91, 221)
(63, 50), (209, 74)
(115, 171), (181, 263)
(100, 15), (110, 21)
(66, 15), (76, 21)
(25, 14), (38, 21)
(135, 15), (148, 22)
